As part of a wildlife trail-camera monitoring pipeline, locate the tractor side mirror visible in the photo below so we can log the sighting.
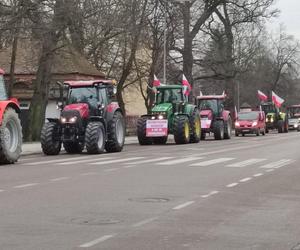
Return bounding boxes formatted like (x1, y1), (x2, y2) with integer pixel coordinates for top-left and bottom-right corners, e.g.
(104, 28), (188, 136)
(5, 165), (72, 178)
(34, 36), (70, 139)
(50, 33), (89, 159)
(97, 102), (105, 110)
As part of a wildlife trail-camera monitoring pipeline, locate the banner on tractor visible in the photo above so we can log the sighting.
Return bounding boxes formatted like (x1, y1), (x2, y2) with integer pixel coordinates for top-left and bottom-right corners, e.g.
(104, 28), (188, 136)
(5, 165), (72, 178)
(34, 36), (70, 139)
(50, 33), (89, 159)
(272, 91), (284, 107)
(146, 119), (168, 137)
(201, 118), (212, 129)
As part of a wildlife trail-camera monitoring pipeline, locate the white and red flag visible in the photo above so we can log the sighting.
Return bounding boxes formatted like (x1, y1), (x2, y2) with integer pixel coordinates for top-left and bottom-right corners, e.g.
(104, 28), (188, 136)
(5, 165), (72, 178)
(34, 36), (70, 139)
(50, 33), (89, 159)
(182, 74), (191, 96)
(257, 90), (268, 102)
(272, 91), (284, 107)
(152, 74), (161, 87)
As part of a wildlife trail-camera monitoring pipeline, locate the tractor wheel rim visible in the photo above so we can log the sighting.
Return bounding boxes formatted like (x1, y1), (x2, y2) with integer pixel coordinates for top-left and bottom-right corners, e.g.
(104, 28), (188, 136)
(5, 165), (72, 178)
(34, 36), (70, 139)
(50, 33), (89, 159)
(97, 128), (104, 148)
(184, 122), (189, 139)
(195, 119), (200, 136)
(4, 119), (19, 152)
(116, 119), (124, 145)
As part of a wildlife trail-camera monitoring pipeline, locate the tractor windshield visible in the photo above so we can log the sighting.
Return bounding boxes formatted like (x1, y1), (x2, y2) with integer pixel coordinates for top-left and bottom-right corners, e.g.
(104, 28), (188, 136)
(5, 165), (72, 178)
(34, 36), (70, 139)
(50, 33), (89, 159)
(238, 112), (259, 120)
(156, 88), (183, 104)
(68, 87), (98, 108)
(261, 104), (276, 114)
(198, 99), (218, 114)
(0, 75), (8, 101)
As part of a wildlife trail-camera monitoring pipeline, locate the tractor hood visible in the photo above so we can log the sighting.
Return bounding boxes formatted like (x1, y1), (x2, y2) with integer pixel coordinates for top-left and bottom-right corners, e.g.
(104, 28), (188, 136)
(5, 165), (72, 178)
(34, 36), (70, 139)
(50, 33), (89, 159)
(151, 103), (172, 113)
(63, 103), (89, 119)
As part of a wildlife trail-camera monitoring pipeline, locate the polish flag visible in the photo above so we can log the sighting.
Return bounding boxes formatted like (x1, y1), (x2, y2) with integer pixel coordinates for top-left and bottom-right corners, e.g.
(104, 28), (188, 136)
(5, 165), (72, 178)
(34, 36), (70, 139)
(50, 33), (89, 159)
(152, 74), (161, 87)
(182, 74), (191, 96)
(272, 91), (284, 107)
(257, 90), (268, 102)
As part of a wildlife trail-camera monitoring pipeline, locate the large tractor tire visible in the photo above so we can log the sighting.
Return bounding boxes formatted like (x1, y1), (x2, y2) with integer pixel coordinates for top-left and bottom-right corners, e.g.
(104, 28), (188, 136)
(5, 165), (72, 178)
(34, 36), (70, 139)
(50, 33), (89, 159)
(153, 136), (168, 145)
(189, 111), (201, 143)
(224, 117), (232, 139)
(173, 115), (190, 144)
(41, 122), (61, 155)
(214, 120), (224, 140)
(85, 122), (105, 154)
(105, 111), (125, 152)
(63, 142), (84, 154)
(278, 120), (284, 133)
(137, 117), (152, 145)
(0, 108), (22, 164)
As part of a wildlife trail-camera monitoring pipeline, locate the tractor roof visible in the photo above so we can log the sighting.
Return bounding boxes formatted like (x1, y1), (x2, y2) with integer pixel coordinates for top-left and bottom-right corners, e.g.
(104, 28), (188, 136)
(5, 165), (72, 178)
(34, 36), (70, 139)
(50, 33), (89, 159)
(156, 85), (183, 89)
(64, 80), (116, 87)
(0, 68), (4, 75)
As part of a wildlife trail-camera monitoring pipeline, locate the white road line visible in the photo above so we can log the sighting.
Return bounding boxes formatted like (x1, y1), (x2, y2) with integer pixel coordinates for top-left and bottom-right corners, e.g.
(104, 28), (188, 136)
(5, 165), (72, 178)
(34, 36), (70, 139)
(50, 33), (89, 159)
(226, 158), (266, 168)
(157, 157), (203, 166)
(172, 201), (195, 210)
(190, 158), (234, 167)
(201, 191), (219, 198)
(24, 156), (93, 165)
(104, 168), (120, 172)
(239, 177), (252, 183)
(132, 217), (158, 227)
(196, 144), (263, 156)
(123, 165), (137, 169)
(226, 183), (239, 188)
(59, 157), (113, 165)
(90, 157), (144, 165)
(14, 183), (39, 189)
(80, 172), (98, 176)
(0, 189), (4, 192)
(125, 157), (174, 165)
(259, 159), (294, 169)
(50, 177), (70, 182)
(79, 234), (116, 248)
(266, 169), (274, 172)
(253, 173), (263, 177)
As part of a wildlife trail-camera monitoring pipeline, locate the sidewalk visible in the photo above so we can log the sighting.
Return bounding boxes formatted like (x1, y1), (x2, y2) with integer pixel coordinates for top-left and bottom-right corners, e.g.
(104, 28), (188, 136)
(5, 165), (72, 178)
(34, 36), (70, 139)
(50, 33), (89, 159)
(22, 136), (138, 156)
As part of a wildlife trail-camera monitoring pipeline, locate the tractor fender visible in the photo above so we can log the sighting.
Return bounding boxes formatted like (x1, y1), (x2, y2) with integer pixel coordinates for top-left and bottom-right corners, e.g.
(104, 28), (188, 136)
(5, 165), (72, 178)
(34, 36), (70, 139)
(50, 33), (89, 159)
(222, 110), (231, 121)
(106, 102), (122, 122)
(0, 100), (21, 125)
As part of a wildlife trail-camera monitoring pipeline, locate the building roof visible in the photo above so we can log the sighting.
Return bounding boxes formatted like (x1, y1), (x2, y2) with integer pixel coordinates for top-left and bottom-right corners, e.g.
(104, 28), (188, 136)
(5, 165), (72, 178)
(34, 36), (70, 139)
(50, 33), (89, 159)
(0, 39), (105, 78)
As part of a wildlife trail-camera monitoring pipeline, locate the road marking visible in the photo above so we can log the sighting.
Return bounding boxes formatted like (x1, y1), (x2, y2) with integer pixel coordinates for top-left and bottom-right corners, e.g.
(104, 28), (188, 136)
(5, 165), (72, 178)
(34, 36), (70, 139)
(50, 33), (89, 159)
(239, 177), (252, 183)
(266, 169), (274, 172)
(201, 191), (219, 198)
(132, 217), (158, 227)
(125, 157), (174, 165)
(253, 173), (263, 177)
(259, 159), (294, 169)
(24, 156), (93, 165)
(50, 177), (70, 182)
(0, 189), (4, 192)
(196, 144), (264, 156)
(14, 183), (39, 189)
(59, 157), (113, 165)
(104, 168), (120, 172)
(226, 158), (266, 168)
(79, 234), (116, 248)
(123, 165), (137, 168)
(80, 172), (98, 176)
(90, 157), (144, 165)
(226, 183), (239, 188)
(190, 158), (234, 167)
(157, 157), (203, 166)
(173, 201), (195, 210)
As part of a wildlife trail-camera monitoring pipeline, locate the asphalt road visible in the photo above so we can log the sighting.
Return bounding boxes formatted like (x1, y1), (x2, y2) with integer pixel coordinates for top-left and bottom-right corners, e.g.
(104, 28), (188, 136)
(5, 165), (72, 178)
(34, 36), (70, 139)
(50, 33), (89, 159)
(0, 132), (300, 250)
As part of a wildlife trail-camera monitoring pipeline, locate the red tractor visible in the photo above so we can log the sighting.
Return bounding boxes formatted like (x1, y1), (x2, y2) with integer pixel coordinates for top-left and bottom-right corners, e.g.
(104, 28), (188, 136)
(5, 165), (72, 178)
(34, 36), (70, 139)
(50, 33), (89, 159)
(196, 92), (232, 140)
(41, 80), (125, 155)
(0, 68), (22, 164)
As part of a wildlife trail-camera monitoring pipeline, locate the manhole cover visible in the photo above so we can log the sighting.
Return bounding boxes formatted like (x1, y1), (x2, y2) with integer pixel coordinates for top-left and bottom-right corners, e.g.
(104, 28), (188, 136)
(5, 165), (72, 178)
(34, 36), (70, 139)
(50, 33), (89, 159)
(129, 197), (170, 203)
(70, 218), (121, 226)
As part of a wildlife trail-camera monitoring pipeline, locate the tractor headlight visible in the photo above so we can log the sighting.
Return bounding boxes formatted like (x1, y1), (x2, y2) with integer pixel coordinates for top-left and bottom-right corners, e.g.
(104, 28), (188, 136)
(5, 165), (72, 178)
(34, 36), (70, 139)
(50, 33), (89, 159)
(235, 122), (240, 127)
(60, 117), (67, 123)
(69, 116), (77, 123)
(270, 117), (274, 122)
(151, 116), (155, 120)
(252, 121), (258, 127)
(158, 115), (164, 120)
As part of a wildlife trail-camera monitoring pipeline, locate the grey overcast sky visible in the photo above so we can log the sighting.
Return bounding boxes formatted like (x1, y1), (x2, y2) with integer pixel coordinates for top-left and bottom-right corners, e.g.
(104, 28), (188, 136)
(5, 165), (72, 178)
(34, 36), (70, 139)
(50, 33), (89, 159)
(268, 0), (300, 40)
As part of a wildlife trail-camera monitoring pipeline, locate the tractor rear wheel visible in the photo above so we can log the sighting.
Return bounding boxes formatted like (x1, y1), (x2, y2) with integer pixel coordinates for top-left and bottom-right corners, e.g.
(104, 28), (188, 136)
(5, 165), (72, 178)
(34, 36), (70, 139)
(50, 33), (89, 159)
(173, 115), (190, 144)
(105, 111), (125, 152)
(153, 136), (168, 145)
(85, 122), (105, 154)
(189, 111), (201, 143)
(137, 117), (152, 145)
(278, 120), (284, 133)
(41, 122), (61, 155)
(214, 120), (224, 140)
(63, 142), (84, 154)
(224, 117), (232, 139)
(0, 108), (22, 164)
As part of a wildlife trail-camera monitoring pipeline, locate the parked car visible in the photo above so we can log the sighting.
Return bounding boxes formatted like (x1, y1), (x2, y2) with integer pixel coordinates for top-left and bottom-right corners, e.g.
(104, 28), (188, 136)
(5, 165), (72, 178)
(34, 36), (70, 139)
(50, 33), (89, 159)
(287, 104), (300, 131)
(235, 110), (266, 136)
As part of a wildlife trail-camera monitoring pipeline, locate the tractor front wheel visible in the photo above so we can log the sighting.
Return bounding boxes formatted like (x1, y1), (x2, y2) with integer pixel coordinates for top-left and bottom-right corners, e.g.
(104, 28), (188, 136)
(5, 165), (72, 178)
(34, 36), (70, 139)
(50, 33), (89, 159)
(41, 122), (61, 155)
(214, 120), (224, 140)
(105, 111), (125, 152)
(224, 117), (232, 139)
(0, 108), (22, 164)
(189, 111), (201, 143)
(63, 142), (84, 154)
(85, 122), (105, 154)
(173, 116), (190, 144)
(137, 117), (152, 145)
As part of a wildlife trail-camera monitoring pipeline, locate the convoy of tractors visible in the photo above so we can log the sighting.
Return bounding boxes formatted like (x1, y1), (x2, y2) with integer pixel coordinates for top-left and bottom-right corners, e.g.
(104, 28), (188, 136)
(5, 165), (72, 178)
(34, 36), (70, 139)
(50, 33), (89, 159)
(0, 66), (299, 165)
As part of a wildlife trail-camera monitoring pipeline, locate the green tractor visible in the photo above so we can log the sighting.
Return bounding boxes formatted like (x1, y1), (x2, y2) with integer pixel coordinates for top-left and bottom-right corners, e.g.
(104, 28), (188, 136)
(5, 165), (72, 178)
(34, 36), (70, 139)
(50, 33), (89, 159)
(137, 85), (201, 145)
(261, 102), (288, 133)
